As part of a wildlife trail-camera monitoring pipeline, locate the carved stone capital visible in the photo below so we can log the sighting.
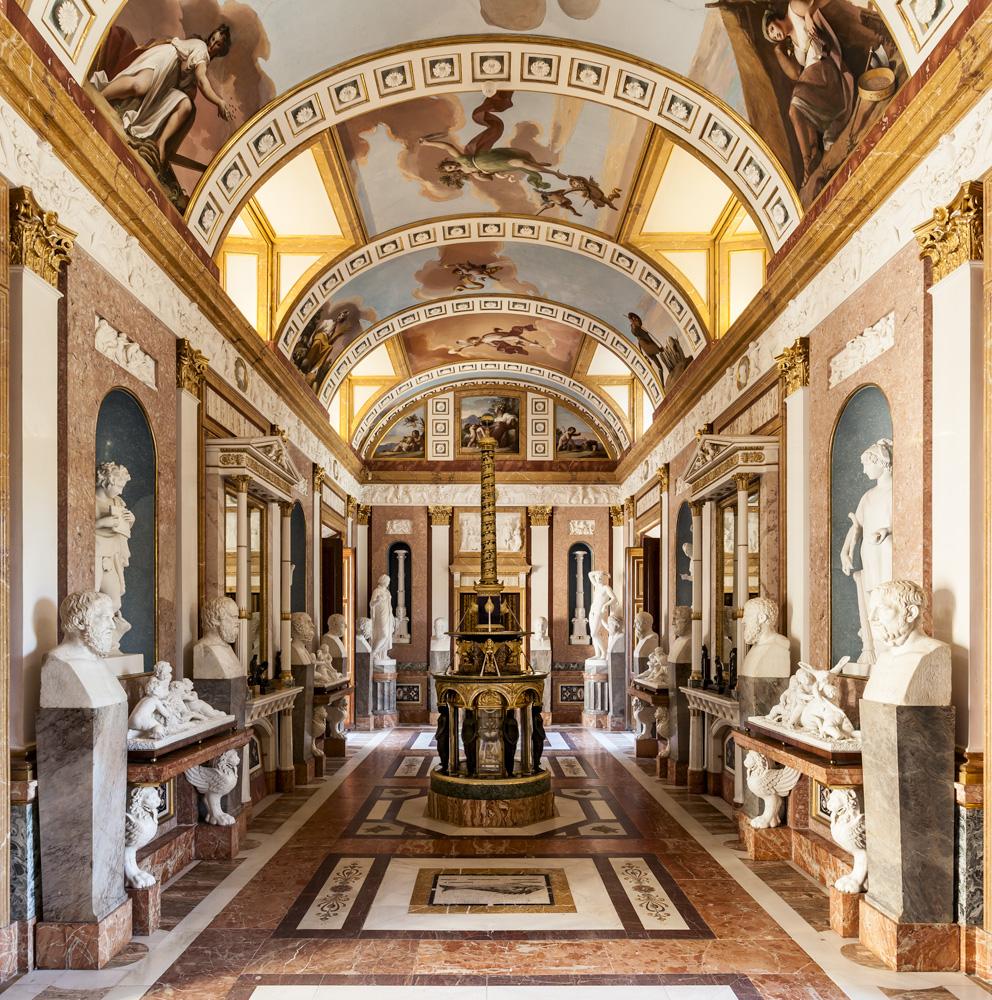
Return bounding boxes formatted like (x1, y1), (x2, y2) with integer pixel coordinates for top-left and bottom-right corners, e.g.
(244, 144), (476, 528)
(527, 505), (552, 526)
(279, 501), (294, 518)
(176, 338), (209, 394)
(734, 472), (751, 492)
(428, 504), (453, 526)
(346, 495), (357, 520)
(609, 504), (625, 526)
(915, 181), (983, 284)
(657, 464), (670, 493)
(232, 475), (251, 493)
(624, 495), (635, 519)
(9, 187), (74, 286)
(312, 465), (327, 490)
(356, 503), (372, 525)
(689, 501), (704, 517)
(775, 336), (810, 397)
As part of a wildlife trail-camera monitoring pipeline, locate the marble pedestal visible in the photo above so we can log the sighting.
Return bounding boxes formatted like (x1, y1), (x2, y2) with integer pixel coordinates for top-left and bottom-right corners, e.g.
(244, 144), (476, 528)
(35, 899), (132, 970)
(662, 662), (692, 783)
(290, 663), (315, 783)
(428, 649), (450, 722)
(191, 677), (248, 811)
(372, 659), (397, 728)
(737, 675), (789, 816)
(608, 649), (626, 730)
(861, 703), (955, 927)
(531, 649), (552, 713)
(127, 882), (161, 937)
(582, 658), (610, 728)
(353, 651), (373, 729)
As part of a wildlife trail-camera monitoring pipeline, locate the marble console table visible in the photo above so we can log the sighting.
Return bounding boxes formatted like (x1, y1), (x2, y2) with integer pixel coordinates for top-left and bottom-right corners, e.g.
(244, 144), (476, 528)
(680, 686), (740, 796)
(246, 687), (302, 798)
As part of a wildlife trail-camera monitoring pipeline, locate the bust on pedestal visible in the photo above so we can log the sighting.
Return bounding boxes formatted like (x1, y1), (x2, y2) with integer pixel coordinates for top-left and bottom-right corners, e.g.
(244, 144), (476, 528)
(320, 612), (349, 678)
(353, 617), (374, 728)
(607, 612), (627, 729)
(429, 617), (451, 718)
(289, 612), (316, 779)
(36, 592), (132, 968)
(663, 605), (693, 782)
(369, 576), (397, 726)
(192, 596), (246, 724)
(859, 580), (956, 971)
(530, 615), (552, 712)
(738, 597), (791, 725)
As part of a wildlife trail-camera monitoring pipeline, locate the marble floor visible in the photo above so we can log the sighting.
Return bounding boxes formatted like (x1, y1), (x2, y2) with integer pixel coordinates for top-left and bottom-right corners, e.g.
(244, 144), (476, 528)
(1, 728), (990, 1000)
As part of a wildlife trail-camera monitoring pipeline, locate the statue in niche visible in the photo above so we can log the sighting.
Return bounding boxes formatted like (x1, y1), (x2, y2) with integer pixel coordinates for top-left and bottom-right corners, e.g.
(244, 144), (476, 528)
(588, 570), (621, 661)
(193, 596), (244, 678)
(840, 438), (893, 670)
(369, 574), (395, 665)
(679, 542), (695, 584)
(290, 612), (316, 666)
(740, 597), (790, 678)
(95, 462), (135, 653)
(863, 580), (951, 706)
(40, 591), (126, 709)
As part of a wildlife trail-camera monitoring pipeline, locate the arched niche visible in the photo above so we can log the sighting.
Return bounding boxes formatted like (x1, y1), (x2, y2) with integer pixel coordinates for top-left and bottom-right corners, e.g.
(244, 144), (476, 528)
(830, 384), (893, 666)
(387, 541), (412, 645)
(674, 501), (692, 608)
(95, 387), (157, 666)
(290, 501), (307, 612)
(567, 542), (593, 645)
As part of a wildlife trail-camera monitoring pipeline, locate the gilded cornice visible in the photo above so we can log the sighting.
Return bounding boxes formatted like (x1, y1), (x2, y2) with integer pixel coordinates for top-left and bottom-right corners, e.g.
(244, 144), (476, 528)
(915, 181), (984, 284)
(9, 187), (74, 286)
(609, 504), (625, 527)
(429, 505), (453, 526)
(775, 337), (810, 397)
(527, 505), (552, 526)
(312, 465), (327, 490)
(176, 338), (209, 394)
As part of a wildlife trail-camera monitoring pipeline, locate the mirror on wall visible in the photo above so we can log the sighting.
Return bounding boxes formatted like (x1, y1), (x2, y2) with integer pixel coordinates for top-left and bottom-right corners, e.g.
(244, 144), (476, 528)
(225, 490), (268, 667)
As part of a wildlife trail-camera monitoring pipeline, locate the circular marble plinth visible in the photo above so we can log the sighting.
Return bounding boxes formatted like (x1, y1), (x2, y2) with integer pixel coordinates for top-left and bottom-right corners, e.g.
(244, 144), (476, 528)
(426, 770), (555, 827)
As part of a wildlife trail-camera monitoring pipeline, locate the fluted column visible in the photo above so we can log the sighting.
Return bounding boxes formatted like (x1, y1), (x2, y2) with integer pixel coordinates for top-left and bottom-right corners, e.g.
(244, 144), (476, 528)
(527, 505), (552, 645)
(279, 502), (293, 684)
(234, 476), (250, 671)
(658, 466), (671, 651)
(355, 503), (370, 620)
(734, 473), (750, 656)
(689, 501), (704, 684)
(312, 467), (325, 639)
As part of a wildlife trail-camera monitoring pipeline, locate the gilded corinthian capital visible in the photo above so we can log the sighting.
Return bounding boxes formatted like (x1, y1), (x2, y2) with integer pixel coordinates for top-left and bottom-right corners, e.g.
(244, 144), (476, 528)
(429, 505), (453, 526)
(9, 187), (74, 286)
(775, 337), (809, 397)
(176, 338), (209, 394)
(527, 505), (552, 526)
(915, 181), (983, 284)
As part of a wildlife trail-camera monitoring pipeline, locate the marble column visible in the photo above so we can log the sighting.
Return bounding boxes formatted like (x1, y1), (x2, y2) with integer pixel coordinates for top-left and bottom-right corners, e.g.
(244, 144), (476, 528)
(277, 706), (295, 792)
(279, 503), (293, 684)
(394, 548), (410, 641)
(569, 548), (589, 643)
(355, 504), (371, 622)
(312, 467), (325, 639)
(701, 501), (713, 655)
(611, 501), (627, 616)
(734, 473), (750, 656)
(429, 507), (453, 717)
(689, 502), (704, 684)
(687, 707), (706, 792)
(658, 467), (671, 652)
(176, 341), (208, 676)
(527, 507), (551, 650)
(234, 476), (250, 672)
(777, 337), (811, 662)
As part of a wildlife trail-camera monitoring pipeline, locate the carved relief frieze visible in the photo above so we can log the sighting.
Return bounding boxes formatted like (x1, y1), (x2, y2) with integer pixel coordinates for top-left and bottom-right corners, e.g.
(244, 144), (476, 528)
(95, 316), (156, 389)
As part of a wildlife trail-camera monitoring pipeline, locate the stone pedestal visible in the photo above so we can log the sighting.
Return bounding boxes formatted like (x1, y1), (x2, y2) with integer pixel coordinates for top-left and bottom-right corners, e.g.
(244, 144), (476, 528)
(737, 675), (789, 816)
(372, 659), (397, 728)
(736, 810), (791, 860)
(195, 805), (248, 861)
(861, 702), (954, 926)
(127, 882), (161, 937)
(531, 649), (552, 712)
(191, 677), (248, 810)
(36, 703), (130, 969)
(354, 651), (373, 729)
(635, 737), (657, 758)
(859, 897), (960, 971)
(608, 648), (626, 730)
(324, 735), (347, 757)
(290, 663), (315, 782)
(665, 662), (692, 776)
(582, 658), (609, 728)
(830, 887), (862, 938)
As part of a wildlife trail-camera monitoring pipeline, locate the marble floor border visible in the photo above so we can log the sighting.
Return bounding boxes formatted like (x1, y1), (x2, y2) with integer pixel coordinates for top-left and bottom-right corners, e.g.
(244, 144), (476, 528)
(402, 730), (578, 753)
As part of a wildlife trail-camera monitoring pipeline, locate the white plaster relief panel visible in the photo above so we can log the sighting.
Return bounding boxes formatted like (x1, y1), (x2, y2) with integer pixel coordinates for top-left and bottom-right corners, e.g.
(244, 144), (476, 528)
(94, 316), (156, 390)
(828, 311), (896, 387)
(569, 519), (596, 536)
(385, 519), (412, 535)
(366, 483), (620, 506)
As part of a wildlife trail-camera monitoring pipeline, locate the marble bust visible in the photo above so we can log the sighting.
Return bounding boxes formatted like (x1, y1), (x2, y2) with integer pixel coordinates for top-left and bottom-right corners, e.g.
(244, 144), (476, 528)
(633, 611), (659, 659)
(588, 570), (621, 661)
(740, 597), (790, 678)
(669, 605), (691, 664)
(94, 462), (135, 653)
(606, 612), (625, 657)
(369, 574), (395, 665)
(193, 596), (244, 679)
(862, 580), (951, 706)
(356, 616), (372, 654)
(531, 615), (550, 650)
(40, 591), (127, 709)
(430, 617), (449, 651)
(320, 613), (347, 657)
(290, 612), (316, 666)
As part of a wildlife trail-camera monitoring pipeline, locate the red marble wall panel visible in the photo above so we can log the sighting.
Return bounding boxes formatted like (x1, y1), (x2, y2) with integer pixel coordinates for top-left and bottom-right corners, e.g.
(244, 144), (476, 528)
(551, 506), (609, 664)
(370, 506), (428, 664)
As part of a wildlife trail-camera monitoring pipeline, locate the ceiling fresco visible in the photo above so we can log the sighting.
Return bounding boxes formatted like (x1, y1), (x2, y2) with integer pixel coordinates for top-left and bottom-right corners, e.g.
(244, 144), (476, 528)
(336, 90), (650, 237)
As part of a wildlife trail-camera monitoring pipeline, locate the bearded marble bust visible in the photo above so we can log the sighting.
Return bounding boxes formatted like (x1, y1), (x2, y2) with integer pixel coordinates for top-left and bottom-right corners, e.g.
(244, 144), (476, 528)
(193, 596), (243, 679)
(668, 606), (692, 664)
(740, 597), (790, 678)
(290, 612), (316, 666)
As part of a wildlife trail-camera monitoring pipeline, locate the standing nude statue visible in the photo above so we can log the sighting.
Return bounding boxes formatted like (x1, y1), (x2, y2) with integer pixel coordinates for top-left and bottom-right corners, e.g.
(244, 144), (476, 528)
(588, 570), (621, 661)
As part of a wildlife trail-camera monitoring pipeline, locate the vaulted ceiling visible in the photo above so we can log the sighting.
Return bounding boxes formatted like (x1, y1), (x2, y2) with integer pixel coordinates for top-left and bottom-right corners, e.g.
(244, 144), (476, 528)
(31, 0), (923, 468)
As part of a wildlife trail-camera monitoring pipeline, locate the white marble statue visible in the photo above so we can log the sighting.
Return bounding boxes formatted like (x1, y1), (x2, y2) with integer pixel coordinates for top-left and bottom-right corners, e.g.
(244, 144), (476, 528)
(369, 574), (395, 665)
(840, 437), (893, 669)
(311, 705), (327, 758)
(826, 788), (868, 894)
(863, 580), (951, 706)
(124, 786), (160, 889)
(655, 706), (671, 757)
(320, 613), (347, 657)
(588, 570), (621, 661)
(185, 750), (240, 826)
(606, 612), (625, 657)
(128, 664), (183, 740)
(740, 597), (790, 678)
(172, 678), (227, 721)
(430, 617), (450, 651)
(193, 596), (243, 678)
(679, 542), (695, 583)
(41, 591), (127, 709)
(94, 462), (135, 653)
(356, 616), (373, 654)
(764, 662), (857, 742)
(744, 749), (801, 829)
(633, 612), (659, 659)
(326, 697), (348, 738)
(531, 615), (551, 650)
(314, 646), (343, 686)
(669, 606), (692, 665)
(290, 612), (316, 666)
(632, 697), (655, 738)
(638, 646), (667, 683)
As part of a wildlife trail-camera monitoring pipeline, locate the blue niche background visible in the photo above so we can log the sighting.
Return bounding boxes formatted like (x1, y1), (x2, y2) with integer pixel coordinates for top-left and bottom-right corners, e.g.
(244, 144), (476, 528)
(96, 388), (157, 667)
(290, 502), (307, 611)
(830, 385), (893, 665)
(675, 502), (693, 607)
(567, 542), (593, 643)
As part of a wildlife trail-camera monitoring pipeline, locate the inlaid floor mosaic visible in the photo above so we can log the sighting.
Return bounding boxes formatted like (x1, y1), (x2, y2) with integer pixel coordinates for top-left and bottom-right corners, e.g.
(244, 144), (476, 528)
(404, 729), (575, 752)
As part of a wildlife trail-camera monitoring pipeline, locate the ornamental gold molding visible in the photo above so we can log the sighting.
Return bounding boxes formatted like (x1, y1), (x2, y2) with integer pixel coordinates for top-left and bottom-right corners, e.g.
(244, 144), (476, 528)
(609, 504), (625, 526)
(9, 187), (74, 286)
(429, 504), (453, 526)
(775, 337), (810, 397)
(734, 472), (751, 491)
(915, 181), (984, 284)
(624, 495), (635, 518)
(312, 465), (327, 490)
(232, 475), (251, 493)
(176, 338), (209, 394)
(356, 503), (372, 525)
(657, 464), (670, 493)
(527, 505), (552, 526)
(346, 494), (357, 519)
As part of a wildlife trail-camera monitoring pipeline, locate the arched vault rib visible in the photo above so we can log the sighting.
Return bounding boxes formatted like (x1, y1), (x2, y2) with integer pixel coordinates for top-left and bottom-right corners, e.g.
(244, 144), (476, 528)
(160, 38), (801, 254)
(352, 365), (632, 457)
(278, 217), (708, 368)
(313, 294), (663, 411)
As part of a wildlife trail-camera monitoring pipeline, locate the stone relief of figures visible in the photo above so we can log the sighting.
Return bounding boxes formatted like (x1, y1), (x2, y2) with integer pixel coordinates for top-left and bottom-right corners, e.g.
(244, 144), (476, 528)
(762, 661), (858, 744)
(459, 512), (524, 553)
(94, 317), (157, 389)
(95, 461), (135, 653)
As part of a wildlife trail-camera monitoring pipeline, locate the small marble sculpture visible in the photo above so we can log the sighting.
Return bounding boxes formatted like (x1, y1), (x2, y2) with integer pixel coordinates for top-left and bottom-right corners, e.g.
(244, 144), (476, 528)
(632, 697), (655, 738)
(326, 697), (348, 738)
(744, 749), (800, 829)
(127, 664), (183, 740)
(633, 612), (659, 658)
(310, 705), (327, 758)
(194, 596), (244, 678)
(740, 597), (790, 678)
(185, 750), (240, 826)
(123, 786), (160, 889)
(531, 615), (551, 649)
(40, 591), (127, 709)
(764, 662), (857, 741)
(369, 574), (395, 665)
(94, 462), (135, 652)
(356, 616), (373, 653)
(320, 613), (347, 657)
(638, 646), (667, 683)
(290, 612), (316, 666)
(314, 646), (343, 686)
(826, 788), (868, 894)
(606, 612), (625, 656)
(679, 542), (695, 583)
(655, 706), (671, 757)
(669, 606), (692, 664)
(430, 617), (450, 651)
(172, 678), (228, 721)
(840, 437), (893, 668)
(588, 570), (621, 660)
(863, 579), (952, 706)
